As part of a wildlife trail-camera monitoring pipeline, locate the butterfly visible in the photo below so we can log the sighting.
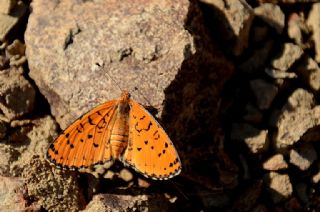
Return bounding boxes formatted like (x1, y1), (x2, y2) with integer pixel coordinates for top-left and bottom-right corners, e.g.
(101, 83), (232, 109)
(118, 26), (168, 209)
(46, 90), (181, 180)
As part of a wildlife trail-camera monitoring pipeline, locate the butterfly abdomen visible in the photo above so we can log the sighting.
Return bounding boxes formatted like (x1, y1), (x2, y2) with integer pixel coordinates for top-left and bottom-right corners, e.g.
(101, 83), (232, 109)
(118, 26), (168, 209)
(109, 99), (130, 159)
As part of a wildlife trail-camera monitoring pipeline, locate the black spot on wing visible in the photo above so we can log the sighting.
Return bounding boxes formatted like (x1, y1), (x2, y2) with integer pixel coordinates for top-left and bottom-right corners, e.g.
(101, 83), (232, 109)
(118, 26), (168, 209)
(88, 116), (94, 125)
(139, 115), (146, 120)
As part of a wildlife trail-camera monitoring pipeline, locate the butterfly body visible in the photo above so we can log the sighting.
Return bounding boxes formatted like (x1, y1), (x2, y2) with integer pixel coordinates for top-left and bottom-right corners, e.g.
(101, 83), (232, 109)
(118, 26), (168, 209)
(47, 91), (181, 180)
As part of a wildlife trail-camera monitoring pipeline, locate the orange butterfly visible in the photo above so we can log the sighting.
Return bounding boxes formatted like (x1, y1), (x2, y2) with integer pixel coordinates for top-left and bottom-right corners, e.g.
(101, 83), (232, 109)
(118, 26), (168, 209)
(47, 91), (181, 180)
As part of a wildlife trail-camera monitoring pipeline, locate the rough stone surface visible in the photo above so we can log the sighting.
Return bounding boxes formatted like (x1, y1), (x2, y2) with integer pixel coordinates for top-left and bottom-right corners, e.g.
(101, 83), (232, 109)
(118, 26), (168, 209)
(250, 79), (278, 110)
(25, 0), (195, 129)
(254, 3), (285, 34)
(10, 116), (58, 176)
(22, 155), (84, 211)
(295, 55), (320, 91)
(0, 144), (19, 176)
(0, 1), (26, 41)
(265, 172), (293, 204)
(0, 176), (27, 211)
(289, 143), (317, 170)
(6, 39), (26, 67)
(200, 0), (254, 56)
(240, 40), (274, 74)
(231, 123), (268, 153)
(0, 0), (16, 14)
(231, 181), (263, 211)
(0, 13), (18, 41)
(274, 89), (320, 149)
(25, 0), (235, 194)
(243, 104), (263, 124)
(265, 67), (297, 79)
(82, 193), (173, 211)
(0, 120), (7, 138)
(0, 67), (35, 121)
(271, 43), (303, 71)
(119, 168), (133, 182)
(312, 171), (320, 184)
(83, 194), (147, 211)
(288, 13), (309, 47)
(307, 3), (320, 62)
(263, 154), (288, 171)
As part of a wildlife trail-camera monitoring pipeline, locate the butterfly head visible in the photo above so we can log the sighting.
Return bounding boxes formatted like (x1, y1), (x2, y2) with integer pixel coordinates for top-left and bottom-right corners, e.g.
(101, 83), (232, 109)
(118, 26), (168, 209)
(120, 90), (130, 102)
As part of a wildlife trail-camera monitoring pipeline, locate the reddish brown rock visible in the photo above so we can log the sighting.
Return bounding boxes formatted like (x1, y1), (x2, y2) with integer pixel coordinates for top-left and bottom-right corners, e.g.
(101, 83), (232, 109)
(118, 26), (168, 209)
(25, 0), (194, 129)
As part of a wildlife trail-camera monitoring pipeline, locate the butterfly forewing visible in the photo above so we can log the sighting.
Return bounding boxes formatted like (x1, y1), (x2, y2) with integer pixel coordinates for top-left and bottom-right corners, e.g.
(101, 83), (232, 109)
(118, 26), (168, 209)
(121, 100), (182, 180)
(47, 100), (117, 169)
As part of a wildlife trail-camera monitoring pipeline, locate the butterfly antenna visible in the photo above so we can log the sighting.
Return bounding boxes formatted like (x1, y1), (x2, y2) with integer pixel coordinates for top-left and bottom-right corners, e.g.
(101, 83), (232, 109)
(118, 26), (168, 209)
(100, 64), (124, 92)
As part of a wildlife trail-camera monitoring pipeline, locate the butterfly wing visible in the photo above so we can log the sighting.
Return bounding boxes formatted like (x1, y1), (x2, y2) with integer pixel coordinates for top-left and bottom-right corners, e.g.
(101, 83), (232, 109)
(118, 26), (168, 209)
(47, 100), (118, 173)
(121, 100), (182, 180)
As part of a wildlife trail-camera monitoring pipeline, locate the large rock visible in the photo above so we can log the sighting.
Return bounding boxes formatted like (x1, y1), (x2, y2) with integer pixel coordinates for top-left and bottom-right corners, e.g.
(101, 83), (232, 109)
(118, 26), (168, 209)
(25, 0), (195, 129)
(25, 0), (235, 192)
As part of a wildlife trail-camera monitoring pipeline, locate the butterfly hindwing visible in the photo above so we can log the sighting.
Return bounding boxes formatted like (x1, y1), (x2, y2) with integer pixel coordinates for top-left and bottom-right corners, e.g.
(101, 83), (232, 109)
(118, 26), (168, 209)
(121, 100), (182, 180)
(47, 100), (117, 170)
